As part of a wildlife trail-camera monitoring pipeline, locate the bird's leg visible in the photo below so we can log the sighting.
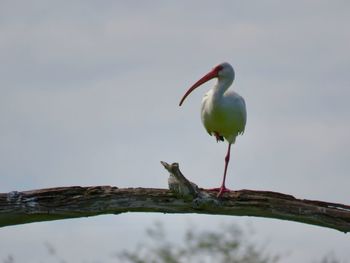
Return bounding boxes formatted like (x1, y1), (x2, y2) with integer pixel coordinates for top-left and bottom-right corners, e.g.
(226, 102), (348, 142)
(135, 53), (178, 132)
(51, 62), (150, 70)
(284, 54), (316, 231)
(208, 143), (232, 197)
(217, 143), (232, 197)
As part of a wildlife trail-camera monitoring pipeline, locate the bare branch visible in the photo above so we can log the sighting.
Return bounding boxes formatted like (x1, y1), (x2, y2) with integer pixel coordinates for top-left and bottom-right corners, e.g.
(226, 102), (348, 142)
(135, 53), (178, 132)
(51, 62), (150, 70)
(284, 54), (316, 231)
(0, 161), (349, 233)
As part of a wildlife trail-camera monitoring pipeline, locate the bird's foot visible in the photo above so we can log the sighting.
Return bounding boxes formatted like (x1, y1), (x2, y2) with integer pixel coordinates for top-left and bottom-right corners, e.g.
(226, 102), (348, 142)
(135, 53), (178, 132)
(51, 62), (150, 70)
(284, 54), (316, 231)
(213, 132), (224, 143)
(207, 186), (231, 198)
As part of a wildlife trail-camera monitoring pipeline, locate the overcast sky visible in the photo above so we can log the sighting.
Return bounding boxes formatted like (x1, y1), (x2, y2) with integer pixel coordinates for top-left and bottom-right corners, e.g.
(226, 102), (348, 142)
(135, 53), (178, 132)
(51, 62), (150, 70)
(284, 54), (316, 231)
(1, 1), (350, 262)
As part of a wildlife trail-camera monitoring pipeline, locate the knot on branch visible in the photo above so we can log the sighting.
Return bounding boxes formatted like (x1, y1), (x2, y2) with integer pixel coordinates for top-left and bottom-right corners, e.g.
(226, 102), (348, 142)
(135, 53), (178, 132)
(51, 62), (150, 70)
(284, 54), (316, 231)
(161, 161), (222, 208)
(161, 161), (199, 199)
(6, 191), (22, 203)
(6, 190), (38, 211)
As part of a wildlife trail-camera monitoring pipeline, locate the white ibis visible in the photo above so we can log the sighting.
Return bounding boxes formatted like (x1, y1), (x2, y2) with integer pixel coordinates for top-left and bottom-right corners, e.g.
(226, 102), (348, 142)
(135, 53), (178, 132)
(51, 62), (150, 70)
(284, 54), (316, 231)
(179, 62), (247, 197)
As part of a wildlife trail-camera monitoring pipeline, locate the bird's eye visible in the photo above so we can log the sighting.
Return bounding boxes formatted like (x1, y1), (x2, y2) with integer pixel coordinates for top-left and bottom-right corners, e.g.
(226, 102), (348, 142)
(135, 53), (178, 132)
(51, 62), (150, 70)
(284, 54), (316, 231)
(214, 65), (223, 72)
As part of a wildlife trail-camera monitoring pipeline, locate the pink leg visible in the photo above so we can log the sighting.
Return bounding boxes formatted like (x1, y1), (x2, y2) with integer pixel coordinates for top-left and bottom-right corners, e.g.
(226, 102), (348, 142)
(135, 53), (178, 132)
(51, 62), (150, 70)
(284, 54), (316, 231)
(208, 143), (232, 197)
(217, 143), (232, 197)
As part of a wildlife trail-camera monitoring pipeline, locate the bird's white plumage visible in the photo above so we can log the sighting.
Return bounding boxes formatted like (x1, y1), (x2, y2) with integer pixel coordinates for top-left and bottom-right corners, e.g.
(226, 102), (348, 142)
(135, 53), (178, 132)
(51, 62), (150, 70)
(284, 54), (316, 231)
(201, 89), (246, 144)
(200, 63), (246, 144)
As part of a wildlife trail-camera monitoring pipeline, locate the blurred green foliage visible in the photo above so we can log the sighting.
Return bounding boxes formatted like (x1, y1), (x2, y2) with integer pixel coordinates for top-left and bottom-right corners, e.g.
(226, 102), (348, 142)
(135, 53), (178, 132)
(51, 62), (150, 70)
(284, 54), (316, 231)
(118, 222), (279, 263)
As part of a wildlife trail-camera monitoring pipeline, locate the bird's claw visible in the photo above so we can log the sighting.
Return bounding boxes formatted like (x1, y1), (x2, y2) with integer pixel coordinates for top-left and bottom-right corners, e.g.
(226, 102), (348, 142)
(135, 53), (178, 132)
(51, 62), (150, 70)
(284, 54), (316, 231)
(207, 186), (231, 198)
(214, 132), (224, 143)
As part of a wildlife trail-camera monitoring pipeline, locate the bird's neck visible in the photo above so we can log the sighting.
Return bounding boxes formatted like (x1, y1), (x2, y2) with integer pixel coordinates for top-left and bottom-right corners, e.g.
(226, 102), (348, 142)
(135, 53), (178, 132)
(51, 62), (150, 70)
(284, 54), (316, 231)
(212, 77), (233, 98)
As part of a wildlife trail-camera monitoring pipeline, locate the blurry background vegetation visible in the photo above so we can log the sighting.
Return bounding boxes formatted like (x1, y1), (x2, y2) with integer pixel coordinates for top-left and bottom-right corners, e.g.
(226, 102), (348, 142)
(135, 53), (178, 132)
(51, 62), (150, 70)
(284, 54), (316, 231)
(2, 222), (341, 263)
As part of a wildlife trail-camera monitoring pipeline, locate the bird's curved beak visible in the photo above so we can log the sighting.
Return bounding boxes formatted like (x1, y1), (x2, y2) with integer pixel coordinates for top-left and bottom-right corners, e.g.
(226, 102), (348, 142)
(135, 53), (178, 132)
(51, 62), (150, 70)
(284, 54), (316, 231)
(179, 68), (219, 106)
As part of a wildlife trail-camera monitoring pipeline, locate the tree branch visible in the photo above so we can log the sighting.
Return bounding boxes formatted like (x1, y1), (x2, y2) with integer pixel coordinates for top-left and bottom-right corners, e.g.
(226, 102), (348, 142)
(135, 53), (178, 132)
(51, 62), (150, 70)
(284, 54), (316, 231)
(1, 161), (349, 233)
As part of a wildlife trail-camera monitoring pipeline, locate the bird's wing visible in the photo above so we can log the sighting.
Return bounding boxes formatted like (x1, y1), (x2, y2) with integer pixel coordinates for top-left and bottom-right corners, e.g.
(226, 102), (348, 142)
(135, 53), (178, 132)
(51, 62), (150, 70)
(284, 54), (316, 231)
(236, 97), (247, 135)
(223, 91), (247, 136)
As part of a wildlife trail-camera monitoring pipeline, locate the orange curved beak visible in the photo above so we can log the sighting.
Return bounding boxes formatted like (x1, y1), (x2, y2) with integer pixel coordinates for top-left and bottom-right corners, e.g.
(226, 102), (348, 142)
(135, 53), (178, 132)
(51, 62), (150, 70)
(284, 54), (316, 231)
(179, 68), (219, 106)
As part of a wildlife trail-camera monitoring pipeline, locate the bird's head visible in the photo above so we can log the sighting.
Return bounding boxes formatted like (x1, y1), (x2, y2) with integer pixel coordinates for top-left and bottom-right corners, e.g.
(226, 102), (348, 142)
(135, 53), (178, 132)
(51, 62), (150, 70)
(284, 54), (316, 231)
(217, 62), (235, 80)
(179, 62), (235, 106)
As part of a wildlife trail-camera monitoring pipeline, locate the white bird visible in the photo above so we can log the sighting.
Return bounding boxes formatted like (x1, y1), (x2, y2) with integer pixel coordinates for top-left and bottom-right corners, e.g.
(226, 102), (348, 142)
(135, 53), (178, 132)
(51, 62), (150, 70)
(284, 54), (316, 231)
(179, 62), (247, 197)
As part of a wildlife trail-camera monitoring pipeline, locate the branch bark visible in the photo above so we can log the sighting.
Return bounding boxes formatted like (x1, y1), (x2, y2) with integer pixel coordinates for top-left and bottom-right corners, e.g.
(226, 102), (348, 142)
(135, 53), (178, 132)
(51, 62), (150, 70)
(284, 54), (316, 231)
(1, 161), (349, 233)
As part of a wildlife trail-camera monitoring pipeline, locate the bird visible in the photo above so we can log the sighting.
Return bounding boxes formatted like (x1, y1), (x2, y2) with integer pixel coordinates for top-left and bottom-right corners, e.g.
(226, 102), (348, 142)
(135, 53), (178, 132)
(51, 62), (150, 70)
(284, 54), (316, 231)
(179, 62), (247, 197)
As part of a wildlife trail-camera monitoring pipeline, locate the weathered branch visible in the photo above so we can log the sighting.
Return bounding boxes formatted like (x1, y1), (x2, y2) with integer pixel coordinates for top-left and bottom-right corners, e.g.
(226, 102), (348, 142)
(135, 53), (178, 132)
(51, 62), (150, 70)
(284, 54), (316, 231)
(0, 161), (349, 233)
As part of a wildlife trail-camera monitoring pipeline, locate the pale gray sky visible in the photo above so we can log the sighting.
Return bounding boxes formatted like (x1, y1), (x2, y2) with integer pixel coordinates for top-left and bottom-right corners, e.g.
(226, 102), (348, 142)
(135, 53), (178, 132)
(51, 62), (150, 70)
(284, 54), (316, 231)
(1, 1), (350, 262)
